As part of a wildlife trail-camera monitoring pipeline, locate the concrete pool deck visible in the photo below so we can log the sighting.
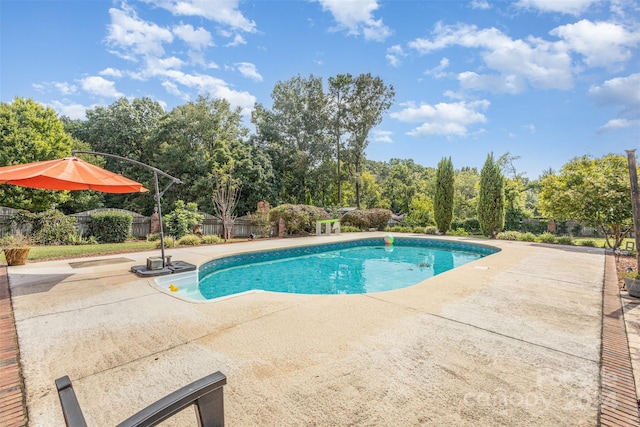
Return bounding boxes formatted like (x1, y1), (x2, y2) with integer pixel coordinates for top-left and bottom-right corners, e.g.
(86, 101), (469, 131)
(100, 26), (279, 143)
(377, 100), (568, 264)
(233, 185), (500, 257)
(3, 233), (640, 426)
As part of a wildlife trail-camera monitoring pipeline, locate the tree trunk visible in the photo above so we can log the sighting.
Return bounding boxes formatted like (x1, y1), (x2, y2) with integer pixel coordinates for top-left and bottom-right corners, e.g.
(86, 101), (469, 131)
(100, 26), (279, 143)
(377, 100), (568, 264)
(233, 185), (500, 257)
(626, 150), (640, 266)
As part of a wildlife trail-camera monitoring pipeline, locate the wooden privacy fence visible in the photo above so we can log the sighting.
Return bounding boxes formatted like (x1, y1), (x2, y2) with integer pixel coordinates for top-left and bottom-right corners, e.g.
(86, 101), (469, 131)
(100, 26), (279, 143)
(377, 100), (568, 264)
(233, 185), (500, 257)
(0, 207), (272, 239)
(0, 207), (29, 238)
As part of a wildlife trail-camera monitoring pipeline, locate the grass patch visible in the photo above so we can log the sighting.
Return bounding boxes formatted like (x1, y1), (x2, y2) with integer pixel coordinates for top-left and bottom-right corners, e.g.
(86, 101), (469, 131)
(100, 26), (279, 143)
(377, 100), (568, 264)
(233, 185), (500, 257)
(2, 241), (158, 262)
(573, 237), (635, 249)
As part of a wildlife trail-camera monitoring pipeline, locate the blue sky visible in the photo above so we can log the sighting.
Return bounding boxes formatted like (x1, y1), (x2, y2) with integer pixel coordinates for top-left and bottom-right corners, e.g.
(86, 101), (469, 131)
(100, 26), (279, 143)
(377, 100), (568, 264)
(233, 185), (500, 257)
(1, 0), (639, 179)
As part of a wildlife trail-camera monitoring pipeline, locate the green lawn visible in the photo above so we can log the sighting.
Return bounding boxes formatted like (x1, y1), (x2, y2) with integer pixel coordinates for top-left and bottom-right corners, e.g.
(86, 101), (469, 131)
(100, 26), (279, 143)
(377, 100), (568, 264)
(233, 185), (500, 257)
(573, 237), (635, 250)
(4, 241), (158, 262)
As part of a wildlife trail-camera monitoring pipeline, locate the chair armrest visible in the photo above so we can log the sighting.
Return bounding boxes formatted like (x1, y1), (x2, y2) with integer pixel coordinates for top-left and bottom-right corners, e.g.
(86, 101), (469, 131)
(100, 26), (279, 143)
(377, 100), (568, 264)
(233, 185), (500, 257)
(55, 375), (88, 427)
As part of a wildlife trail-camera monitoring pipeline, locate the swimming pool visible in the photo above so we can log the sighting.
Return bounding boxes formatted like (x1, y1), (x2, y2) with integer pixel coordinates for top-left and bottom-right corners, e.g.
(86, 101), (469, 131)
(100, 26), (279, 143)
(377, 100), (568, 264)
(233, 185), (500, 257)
(156, 237), (498, 301)
(156, 237), (499, 301)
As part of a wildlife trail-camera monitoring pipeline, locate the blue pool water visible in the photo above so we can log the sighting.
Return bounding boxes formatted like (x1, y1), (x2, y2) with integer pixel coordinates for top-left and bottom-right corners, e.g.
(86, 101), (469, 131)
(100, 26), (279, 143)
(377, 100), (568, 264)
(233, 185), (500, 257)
(188, 237), (498, 300)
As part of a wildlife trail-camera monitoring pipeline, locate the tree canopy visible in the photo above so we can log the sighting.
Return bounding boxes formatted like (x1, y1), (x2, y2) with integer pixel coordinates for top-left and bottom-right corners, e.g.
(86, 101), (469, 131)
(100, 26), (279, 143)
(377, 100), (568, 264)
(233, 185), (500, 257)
(0, 98), (75, 211)
(539, 154), (631, 248)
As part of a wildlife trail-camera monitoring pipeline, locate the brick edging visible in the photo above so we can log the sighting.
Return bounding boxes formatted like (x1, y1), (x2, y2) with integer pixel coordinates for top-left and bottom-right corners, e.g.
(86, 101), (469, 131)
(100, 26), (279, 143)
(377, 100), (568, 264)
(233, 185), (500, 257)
(599, 253), (640, 426)
(0, 263), (28, 427)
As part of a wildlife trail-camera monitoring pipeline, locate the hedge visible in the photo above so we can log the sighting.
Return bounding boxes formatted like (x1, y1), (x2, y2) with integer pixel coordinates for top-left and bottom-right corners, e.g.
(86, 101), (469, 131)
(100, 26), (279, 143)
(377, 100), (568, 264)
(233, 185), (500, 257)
(91, 211), (132, 243)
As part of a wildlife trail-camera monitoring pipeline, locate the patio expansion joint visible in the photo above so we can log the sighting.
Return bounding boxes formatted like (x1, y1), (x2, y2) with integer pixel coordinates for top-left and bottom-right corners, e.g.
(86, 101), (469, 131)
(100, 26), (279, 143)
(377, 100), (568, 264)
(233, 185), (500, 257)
(12, 289), (158, 324)
(500, 268), (603, 289)
(365, 293), (600, 365)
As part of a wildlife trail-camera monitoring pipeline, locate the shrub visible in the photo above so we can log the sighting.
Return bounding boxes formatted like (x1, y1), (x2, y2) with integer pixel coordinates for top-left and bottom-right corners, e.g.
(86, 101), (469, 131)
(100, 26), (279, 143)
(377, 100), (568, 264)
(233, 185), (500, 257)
(341, 208), (392, 230)
(164, 201), (204, 239)
(147, 233), (160, 242)
(66, 234), (98, 245)
(177, 234), (201, 246)
(91, 211), (132, 243)
(405, 194), (434, 227)
(201, 235), (223, 244)
(29, 209), (81, 245)
(580, 239), (597, 247)
(156, 236), (174, 248)
(449, 228), (469, 236)
(247, 201), (274, 238)
(341, 225), (362, 233)
(425, 226), (438, 235)
(556, 236), (574, 246)
(269, 204), (330, 234)
(384, 225), (413, 233)
(463, 218), (481, 233)
(497, 231), (521, 241)
(520, 232), (537, 242)
(537, 232), (557, 244)
(412, 226), (426, 234)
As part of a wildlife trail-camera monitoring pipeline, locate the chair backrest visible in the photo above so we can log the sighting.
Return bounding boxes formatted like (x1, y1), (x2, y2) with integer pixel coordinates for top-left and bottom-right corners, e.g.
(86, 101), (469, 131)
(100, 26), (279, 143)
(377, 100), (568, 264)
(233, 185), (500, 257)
(55, 371), (227, 427)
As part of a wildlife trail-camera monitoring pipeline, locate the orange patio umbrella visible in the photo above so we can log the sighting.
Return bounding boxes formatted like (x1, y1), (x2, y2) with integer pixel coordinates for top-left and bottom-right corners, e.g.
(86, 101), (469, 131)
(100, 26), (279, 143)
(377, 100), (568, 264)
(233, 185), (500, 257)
(0, 157), (148, 193)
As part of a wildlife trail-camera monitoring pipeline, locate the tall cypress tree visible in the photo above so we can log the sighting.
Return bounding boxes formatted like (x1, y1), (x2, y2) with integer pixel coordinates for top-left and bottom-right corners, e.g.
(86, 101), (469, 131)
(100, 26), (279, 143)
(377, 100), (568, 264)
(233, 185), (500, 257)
(434, 157), (454, 234)
(477, 153), (505, 238)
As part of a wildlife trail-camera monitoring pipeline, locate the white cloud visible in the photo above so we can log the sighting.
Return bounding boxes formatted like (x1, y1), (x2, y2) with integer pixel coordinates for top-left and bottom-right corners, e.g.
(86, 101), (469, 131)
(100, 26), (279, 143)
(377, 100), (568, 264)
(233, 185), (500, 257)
(157, 69), (256, 113)
(149, 0), (256, 32)
(386, 45), (406, 67)
(172, 23), (213, 50)
(515, 0), (597, 15)
(99, 68), (124, 78)
(470, 0), (491, 10)
(458, 72), (528, 94)
(589, 73), (640, 107)
(225, 34), (247, 47)
(391, 100), (490, 137)
(235, 62), (263, 82)
(408, 23), (573, 92)
(371, 129), (393, 143)
(589, 73), (640, 130)
(316, 0), (391, 41)
(597, 118), (640, 133)
(80, 76), (124, 98)
(551, 20), (640, 70)
(48, 101), (91, 120)
(106, 6), (173, 59)
(33, 81), (77, 95)
(523, 124), (536, 133)
(148, 56), (185, 73)
(161, 80), (186, 98)
(54, 82), (77, 95)
(424, 57), (450, 78)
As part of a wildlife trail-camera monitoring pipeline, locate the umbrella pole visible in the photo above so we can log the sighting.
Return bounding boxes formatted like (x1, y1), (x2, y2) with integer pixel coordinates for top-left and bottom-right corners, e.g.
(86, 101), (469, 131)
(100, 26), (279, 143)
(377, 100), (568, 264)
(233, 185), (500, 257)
(154, 171), (166, 268)
(72, 150), (181, 270)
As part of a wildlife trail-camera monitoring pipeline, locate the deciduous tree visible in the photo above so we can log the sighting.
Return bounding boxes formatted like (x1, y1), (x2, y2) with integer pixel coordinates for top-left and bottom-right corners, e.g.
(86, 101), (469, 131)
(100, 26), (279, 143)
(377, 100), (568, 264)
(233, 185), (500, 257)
(539, 154), (631, 248)
(0, 98), (74, 211)
(343, 74), (395, 208)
